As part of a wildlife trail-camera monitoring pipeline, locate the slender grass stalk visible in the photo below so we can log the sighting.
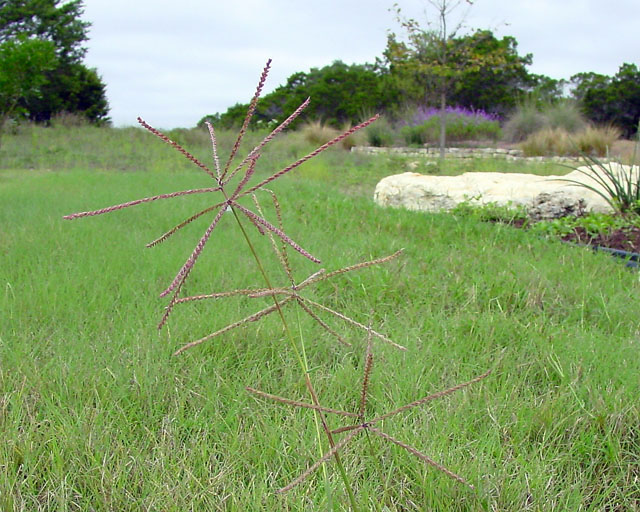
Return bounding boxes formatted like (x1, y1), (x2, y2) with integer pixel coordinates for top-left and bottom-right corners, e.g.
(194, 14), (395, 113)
(229, 206), (360, 511)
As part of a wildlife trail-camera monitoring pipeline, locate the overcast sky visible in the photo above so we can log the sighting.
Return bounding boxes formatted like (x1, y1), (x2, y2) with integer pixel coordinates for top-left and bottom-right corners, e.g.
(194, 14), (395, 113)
(81, 0), (640, 129)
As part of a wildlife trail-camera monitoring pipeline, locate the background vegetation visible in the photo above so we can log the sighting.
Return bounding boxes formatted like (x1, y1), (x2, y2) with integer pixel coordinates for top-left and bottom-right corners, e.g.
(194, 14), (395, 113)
(1, 0), (638, 149)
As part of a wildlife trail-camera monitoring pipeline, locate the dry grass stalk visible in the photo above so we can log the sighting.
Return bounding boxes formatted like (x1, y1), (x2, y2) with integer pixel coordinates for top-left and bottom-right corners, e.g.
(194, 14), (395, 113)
(248, 340), (491, 492)
(64, 60), (379, 330)
(171, 248), (406, 355)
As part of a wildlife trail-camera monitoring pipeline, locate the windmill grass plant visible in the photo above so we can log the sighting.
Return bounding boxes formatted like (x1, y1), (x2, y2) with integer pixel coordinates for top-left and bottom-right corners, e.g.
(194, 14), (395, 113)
(62, 60), (490, 509)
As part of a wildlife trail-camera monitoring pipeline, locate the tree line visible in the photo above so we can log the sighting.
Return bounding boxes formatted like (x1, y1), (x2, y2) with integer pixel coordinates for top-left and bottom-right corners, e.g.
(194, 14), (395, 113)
(204, 45), (638, 139)
(1, 0), (638, 141)
(203, 1), (638, 141)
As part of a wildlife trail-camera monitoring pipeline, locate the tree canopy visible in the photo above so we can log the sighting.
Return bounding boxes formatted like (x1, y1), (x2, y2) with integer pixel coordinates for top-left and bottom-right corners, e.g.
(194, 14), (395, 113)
(382, 27), (535, 116)
(0, 0), (109, 124)
(571, 64), (640, 137)
(0, 36), (56, 144)
(199, 61), (392, 129)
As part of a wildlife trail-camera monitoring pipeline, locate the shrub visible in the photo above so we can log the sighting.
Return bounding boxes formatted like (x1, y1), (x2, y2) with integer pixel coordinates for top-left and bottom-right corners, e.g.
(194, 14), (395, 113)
(338, 122), (367, 150)
(543, 101), (587, 133)
(363, 115), (396, 147)
(530, 212), (640, 238)
(521, 124), (622, 157)
(560, 157), (640, 215)
(300, 120), (337, 145)
(299, 120), (365, 150)
(503, 101), (588, 142)
(400, 106), (501, 146)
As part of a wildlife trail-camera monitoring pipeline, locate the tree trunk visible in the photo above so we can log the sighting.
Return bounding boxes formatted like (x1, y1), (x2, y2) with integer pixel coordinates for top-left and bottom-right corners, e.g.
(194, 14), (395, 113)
(439, 90), (446, 160)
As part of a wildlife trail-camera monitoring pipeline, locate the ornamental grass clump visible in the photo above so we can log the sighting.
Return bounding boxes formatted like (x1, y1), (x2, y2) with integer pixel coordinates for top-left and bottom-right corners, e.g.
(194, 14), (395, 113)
(64, 60), (490, 508)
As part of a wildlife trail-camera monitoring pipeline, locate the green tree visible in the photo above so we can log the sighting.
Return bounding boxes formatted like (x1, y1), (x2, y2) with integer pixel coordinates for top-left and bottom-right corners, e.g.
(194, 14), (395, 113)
(446, 30), (535, 115)
(572, 64), (640, 137)
(571, 71), (611, 124)
(200, 61), (391, 130)
(385, 0), (493, 157)
(0, 0), (109, 124)
(0, 36), (56, 145)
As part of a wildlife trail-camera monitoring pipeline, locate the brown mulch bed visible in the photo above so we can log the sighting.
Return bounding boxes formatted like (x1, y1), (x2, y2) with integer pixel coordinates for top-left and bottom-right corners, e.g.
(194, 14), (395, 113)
(560, 226), (640, 254)
(503, 219), (640, 255)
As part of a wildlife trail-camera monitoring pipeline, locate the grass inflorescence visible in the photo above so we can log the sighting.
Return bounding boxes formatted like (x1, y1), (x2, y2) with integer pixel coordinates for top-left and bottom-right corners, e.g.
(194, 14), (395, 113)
(58, 61), (491, 509)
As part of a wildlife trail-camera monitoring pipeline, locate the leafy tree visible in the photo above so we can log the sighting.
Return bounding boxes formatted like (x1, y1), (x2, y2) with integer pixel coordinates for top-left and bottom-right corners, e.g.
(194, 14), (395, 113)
(447, 30), (535, 115)
(524, 74), (567, 105)
(385, 0), (502, 157)
(0, 0), (109, 124)
(572, 64), (640, 137)
(24, 61), (109, 123)
(571, 71), (611, 124)
(0, 36), (56, 145)
(200, 61), (392, 130)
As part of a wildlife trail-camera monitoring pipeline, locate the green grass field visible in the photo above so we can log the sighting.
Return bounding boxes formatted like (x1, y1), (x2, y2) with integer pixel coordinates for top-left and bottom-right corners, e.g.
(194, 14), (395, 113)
(1, 125), (639, 511)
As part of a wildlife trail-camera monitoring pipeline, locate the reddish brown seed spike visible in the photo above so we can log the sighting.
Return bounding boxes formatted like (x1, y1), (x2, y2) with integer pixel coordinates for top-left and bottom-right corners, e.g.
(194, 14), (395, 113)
(146, 202), (226, 248)
(160, 206), (227, 298)
(369, 369), (492, 425)
(302, 298), (407, 351)
(222, 59), (272, 179)
(205, 121), (222, 181)
(245, 387), (357, 417)
(172, 297), (296, 356)
(232, 203), (321, 264)
(277, 428), (362, 493)
(368, 428), (473, 488)
(224, 97), (311, 184)
(63, 187), (222, 220)
(137, 117), (217, 180)
(359, 328), (374, 419)
(240, 114), (380, 198)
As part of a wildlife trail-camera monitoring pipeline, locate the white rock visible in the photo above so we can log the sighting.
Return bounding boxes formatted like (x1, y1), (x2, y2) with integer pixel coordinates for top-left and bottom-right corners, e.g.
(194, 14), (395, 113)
(373, 163), (640, 218)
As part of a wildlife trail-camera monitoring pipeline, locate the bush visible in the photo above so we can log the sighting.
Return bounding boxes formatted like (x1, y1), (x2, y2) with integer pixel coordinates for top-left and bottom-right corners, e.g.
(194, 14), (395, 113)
(363, 116), (396, 147)
(300, 121), (340, 146)
(400, 106), (501, 146)
(502, 103), (547, 142)
(299, 120), (365, 150)
(543, 101), (587, 133)
(520, 127), (573, 156)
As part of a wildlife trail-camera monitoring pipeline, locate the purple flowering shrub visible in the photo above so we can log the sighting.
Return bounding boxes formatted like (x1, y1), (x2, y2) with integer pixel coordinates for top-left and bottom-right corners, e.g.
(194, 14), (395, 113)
(401, 105), (502, 146)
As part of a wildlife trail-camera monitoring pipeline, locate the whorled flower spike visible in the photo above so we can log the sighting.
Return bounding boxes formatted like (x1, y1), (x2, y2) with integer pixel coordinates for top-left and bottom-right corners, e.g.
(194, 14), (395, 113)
(247, 341), (491, 493)
(137, 117), (217, 181)
(240, 114), (380, 198)
(62, 187), (221, 219)
(221, 58), (272, 180)
(171, 249), (406, 355)
(64, 60), (383, 329)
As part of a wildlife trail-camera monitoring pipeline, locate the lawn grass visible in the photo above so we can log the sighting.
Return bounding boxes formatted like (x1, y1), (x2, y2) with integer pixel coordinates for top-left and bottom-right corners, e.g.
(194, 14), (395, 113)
(0, 125), (639, 510)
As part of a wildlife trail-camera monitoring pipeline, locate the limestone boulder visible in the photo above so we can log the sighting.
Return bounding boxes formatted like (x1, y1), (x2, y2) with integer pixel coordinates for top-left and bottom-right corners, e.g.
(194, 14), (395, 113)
(374, 163), (640, 219)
